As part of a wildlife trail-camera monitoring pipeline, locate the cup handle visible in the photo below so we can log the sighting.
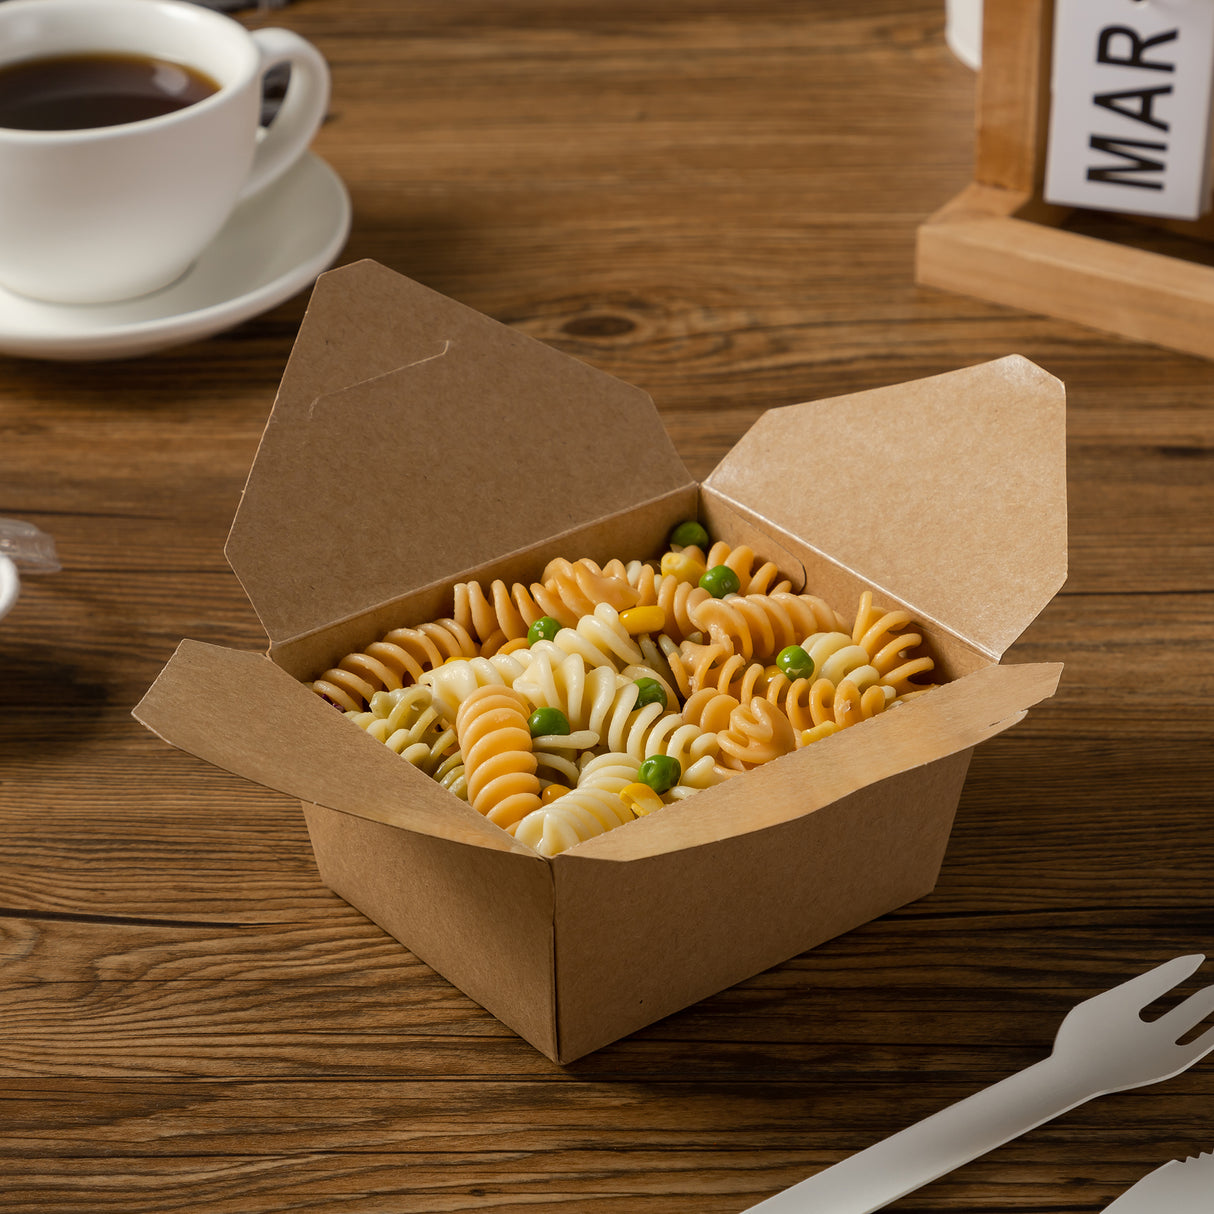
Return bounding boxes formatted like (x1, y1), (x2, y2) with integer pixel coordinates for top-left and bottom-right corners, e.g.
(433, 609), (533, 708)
(239, 27), (330, 200)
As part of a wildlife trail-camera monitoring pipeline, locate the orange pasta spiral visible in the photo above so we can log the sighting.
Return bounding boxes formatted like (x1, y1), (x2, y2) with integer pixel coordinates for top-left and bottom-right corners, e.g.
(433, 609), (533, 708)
(702, 541), (792, 596)
(851, 590), (937, 696)
(717, 698), (798, 770)
(690, 590), (847, 663)
(311, 618), (480, 711)
(454, 685), (543, 829)
(452, 579), (538, 651)
(540, 557), (639, 614)
(681, 686), (742, 735)
(666, 639), (772, 702)
(637, 570), (713, 643)
(452, 558), (640, 652)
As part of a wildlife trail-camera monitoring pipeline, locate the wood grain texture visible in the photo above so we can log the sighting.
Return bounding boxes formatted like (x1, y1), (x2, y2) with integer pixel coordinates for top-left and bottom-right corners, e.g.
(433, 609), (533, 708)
(1, 1), (1213, 1211)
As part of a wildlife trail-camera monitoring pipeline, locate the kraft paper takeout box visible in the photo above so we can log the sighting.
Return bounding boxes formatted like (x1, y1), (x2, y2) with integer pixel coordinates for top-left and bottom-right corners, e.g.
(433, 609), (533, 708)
(135, 260), (1066, 1063)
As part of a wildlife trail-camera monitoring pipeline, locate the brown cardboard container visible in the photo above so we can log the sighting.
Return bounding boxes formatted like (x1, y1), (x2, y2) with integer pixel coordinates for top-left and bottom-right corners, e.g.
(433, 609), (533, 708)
(135, 260), (1067, 1063)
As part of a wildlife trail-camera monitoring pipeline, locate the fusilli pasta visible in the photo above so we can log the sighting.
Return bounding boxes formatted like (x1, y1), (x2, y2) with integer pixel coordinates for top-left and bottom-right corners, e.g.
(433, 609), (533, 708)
(455, 684), (543, 829)
(313, 521), (941, 855)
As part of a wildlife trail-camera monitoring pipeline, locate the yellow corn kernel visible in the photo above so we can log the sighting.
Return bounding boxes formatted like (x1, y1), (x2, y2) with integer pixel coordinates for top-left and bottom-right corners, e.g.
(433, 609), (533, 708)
(619, 605), (666, 636)
(620, 781), (665, 817)
(541, 784), (569, 804)
(660, 551), (706, 585)
(798, 721), (840, 748)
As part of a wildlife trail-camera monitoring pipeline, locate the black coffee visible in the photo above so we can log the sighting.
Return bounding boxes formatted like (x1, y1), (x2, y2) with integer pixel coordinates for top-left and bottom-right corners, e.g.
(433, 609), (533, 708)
(0, 52), (220, 131)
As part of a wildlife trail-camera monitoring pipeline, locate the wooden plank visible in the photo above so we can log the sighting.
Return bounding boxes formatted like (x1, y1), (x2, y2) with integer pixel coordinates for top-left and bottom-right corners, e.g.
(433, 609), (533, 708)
(917, 184), (1214, 358)
(975, 0), (1055, 192)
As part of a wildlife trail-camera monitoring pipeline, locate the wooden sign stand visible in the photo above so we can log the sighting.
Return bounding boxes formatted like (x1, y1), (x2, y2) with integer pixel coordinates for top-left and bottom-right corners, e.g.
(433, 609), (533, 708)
(916, 0), (1214, 359)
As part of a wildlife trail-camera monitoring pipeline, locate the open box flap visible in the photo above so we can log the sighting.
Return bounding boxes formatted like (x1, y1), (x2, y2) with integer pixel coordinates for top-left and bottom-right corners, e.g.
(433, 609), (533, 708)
(133, 639), (530, 855)
(703, 356), (1067, 659)
(556, 658), (1064, 863)
(226, 261), (693, 645)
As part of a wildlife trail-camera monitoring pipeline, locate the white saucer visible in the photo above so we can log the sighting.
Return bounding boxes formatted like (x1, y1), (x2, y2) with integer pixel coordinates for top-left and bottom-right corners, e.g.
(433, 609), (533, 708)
(0, 153), (351, 361)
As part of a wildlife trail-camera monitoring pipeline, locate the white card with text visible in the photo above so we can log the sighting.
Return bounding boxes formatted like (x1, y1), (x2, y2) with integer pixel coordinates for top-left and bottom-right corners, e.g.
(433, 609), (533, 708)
(1044, 0), (1214, 219)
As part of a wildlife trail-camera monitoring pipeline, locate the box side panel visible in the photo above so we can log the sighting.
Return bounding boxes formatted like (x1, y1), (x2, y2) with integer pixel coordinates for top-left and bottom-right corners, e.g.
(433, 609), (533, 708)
(302, 804), (561, 1060)
(567, 658), (1060, 862)
(552, 749), (973, 1062)
(270, 486), (700, 681)
(133, 639), (521, 852)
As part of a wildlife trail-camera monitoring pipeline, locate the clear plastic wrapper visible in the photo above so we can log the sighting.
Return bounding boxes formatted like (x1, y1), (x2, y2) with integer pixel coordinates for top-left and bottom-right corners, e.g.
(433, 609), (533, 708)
(0, 518), (61, 572)
(0, 518), (60, 620)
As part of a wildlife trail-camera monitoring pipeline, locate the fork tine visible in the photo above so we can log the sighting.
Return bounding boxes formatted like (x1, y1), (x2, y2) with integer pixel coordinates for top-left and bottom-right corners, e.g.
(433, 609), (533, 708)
(1100, 953), (1206, 1009)
(1174, 1020), (1214, 1065)
(1152, 982), (1214, 1040)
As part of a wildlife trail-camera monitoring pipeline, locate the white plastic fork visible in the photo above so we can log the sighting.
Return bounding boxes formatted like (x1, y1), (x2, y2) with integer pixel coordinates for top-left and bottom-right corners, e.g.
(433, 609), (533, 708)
(743, 953), (1214, 1214)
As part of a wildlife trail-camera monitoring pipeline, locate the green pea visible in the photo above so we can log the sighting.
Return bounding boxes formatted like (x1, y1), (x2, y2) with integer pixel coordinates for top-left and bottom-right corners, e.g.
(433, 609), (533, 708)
(527, 615), (561, 644)
(699, 564), (740, 598)
(776, 644), (815, 681)
(528, 706), (571, 738)
(633, 677), (668, 711)
(670, 519), (710, 549)
(638, 754), (681, 794)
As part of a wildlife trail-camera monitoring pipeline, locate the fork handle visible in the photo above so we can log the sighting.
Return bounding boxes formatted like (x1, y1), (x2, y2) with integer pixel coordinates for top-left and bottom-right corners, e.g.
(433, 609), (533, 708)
(742, 1054), (1093, 1213)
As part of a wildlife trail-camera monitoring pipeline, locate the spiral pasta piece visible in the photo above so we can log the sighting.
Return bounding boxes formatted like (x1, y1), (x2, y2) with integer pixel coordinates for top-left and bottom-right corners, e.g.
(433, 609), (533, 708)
(754, 671), (815, 735)
(311, 618), (480, 712)
(527, 602), (645, 671)
(455, 685), (543, 829)
(703, 541), (792, 596)
(431, 750), (469, 798)
(510, 752), (640, 856)
(668, 638), (777, 703)
(539, 557), (640, 614)
(851, 590), (937, 695)
(690, 591), (847, 663)
(681, 686), (741, 734)
(717, 698), (798, 770)
(452, 578), (535, 650)
(669, 752), (731, 793)
(420, 651), (531, 724)
(793, 630), (895, 730)
(803, 631), (883, 688)
(622, 701), (718, 770)
(511, 648), (620, 734)
(345, 684), (458, 771)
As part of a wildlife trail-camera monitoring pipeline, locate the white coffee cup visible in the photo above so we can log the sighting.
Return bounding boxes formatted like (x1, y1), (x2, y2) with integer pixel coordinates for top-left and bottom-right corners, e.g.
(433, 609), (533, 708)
(0, 0), (330, 304)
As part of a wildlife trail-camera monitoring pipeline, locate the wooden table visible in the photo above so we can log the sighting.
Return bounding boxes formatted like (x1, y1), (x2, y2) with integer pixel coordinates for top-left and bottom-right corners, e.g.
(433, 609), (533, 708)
(3, 2), (1212, 1210)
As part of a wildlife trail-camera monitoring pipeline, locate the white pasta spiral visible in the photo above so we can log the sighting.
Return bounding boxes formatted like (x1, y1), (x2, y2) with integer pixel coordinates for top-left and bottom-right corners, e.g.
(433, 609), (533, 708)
(510, 752), (640, 856)
(420, 651), (532, 724)
(527, 601), (645, 671)
(345, 685), (459, 779)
